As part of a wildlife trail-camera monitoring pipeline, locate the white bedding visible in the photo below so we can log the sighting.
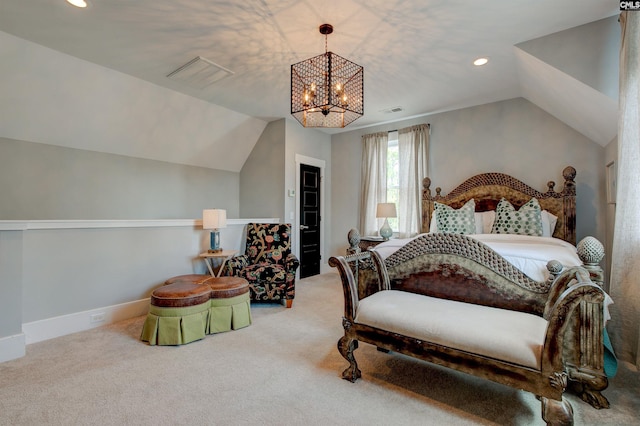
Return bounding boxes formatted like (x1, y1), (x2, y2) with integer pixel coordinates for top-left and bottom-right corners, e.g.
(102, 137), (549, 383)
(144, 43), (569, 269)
(373, 232), (613, 321)
(374, 233), (582, 283)
(469, 234), (583, 282)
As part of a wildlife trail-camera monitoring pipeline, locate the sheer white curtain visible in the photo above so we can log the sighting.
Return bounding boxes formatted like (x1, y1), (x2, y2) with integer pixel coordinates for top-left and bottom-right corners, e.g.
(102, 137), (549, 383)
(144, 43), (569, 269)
(397, 124), (430, 238)
(360, 132), (388, 236)
(609, 11), (640, 368)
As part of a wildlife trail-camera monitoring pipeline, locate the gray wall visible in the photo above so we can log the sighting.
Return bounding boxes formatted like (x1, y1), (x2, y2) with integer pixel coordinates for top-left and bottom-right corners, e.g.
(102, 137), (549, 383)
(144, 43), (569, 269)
(330, 97), (606, 256)
(0, 137), (240, 220)
(0, 231), (22, 338)
(21, 226), (200, 322)
(239, 120), (286, 220)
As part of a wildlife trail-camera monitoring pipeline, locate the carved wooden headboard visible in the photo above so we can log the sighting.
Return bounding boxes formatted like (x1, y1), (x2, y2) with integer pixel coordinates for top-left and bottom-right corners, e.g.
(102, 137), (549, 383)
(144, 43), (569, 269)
(422, 166), (577, 245)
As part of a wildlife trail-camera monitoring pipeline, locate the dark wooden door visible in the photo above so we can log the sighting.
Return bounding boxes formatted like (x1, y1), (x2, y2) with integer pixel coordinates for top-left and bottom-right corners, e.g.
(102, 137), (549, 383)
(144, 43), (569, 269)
(299, 163), (321, 278)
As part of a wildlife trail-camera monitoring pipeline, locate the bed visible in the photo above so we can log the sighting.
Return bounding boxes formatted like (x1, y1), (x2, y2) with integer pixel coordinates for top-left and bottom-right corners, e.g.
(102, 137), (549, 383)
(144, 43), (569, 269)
(345, 166), (611, 409)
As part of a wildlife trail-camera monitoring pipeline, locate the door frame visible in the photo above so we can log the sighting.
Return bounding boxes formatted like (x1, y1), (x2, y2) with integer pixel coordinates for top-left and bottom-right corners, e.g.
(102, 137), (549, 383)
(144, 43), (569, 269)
(295, 154), (326, 276)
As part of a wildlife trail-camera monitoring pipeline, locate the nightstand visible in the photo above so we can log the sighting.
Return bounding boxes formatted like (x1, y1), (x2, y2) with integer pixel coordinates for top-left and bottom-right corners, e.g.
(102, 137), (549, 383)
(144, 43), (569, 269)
(199, 250), (238, 277)
(358, 236), (385, 251)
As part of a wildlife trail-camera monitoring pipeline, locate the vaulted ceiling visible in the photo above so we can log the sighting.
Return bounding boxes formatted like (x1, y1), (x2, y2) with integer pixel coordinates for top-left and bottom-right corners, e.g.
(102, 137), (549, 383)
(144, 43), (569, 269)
(0, 1), (620, 168)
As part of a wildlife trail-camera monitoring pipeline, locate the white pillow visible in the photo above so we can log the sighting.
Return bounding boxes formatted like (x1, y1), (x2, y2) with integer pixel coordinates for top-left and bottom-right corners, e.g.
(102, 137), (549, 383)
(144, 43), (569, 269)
(474, 213), (484, 234)
(478, 211), (496, 234)
(429, 210), (438, 233)
(541, 210), (558, 237)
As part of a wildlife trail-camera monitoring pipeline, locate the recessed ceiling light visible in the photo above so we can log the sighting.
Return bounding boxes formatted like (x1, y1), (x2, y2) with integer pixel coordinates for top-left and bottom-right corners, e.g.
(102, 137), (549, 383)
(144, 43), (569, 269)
(66, 0), (88, 8)
(473, 57), (489, 66)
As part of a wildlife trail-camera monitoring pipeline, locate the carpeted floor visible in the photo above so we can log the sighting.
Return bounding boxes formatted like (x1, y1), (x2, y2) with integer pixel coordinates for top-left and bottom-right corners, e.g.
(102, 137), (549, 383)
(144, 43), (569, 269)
(1, 272), (638, 425)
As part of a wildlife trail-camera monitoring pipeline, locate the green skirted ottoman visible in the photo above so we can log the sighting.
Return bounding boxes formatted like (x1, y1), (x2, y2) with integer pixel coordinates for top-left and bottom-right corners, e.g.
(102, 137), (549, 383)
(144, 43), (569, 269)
(207, 277), (252, 333)
(140, 282), (211, 346)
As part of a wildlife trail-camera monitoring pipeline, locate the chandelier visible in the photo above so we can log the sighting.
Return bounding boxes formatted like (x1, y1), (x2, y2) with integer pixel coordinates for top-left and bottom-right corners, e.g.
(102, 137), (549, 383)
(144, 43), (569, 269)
(291, 24), (364, 128)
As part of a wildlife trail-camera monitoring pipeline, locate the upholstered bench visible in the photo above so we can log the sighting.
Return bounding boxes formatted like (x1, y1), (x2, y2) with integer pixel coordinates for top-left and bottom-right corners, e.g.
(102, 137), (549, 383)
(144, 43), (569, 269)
(140, 275), (252, 346)
(330, 251), (606, 425)
(140, 281), (212, 346)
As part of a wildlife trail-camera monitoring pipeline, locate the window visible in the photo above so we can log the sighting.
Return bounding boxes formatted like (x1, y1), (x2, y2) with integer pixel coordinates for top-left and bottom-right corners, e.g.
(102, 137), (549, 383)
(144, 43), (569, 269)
(386, 132), (399, 231)
(360, 124), (429, 238)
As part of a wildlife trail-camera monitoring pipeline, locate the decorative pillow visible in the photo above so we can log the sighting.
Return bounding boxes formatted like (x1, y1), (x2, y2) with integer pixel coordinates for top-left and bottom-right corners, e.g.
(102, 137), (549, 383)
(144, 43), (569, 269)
(541, 210), (558, 237)
(491, 198), (543, 236)
(434, 199), (476, 234)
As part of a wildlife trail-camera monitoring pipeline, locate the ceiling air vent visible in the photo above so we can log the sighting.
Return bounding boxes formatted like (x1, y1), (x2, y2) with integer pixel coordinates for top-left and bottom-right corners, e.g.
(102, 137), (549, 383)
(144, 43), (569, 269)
(381, 106), (403, 114)
(167, 56), (234, 89)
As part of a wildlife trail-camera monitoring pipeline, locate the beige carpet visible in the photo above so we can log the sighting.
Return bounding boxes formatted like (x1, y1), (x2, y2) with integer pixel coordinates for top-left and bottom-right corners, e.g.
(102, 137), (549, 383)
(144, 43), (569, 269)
(1, 273), (638, 426)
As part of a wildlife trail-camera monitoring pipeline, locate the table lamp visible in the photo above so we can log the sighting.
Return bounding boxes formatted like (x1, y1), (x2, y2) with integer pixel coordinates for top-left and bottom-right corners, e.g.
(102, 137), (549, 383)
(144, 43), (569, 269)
(376, 203), (397, 241)
(202, 209), (227, 253)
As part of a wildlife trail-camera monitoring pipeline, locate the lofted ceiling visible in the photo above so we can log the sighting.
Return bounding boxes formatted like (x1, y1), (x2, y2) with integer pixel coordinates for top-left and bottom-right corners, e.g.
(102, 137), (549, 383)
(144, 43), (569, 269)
(0, 1), (620, 159)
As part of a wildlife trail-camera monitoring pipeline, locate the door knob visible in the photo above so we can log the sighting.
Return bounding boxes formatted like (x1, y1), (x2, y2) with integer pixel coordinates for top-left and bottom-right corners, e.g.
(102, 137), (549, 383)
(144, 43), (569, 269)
(300, 225), (309, 230)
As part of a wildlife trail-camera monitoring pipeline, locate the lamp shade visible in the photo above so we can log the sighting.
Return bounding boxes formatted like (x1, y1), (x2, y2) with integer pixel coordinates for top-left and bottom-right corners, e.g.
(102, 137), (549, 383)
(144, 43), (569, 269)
(376, 203), (397, 218)
(202, 209), (227, 229)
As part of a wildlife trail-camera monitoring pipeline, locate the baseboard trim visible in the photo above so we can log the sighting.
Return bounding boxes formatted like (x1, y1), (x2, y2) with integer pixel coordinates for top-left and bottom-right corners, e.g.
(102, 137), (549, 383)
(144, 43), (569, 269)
(0, 333), (26, 363)
(22, 299), (150, 345)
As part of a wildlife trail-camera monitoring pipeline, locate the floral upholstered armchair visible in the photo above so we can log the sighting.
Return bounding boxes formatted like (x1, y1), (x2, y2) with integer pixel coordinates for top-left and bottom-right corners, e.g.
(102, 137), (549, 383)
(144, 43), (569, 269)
(224, 223), (300, 308)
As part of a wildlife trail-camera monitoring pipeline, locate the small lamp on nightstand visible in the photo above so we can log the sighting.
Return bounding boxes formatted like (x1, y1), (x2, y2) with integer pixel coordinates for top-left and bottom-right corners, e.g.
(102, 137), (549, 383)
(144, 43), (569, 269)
(376, 202), (397, 241)
(202, 209), (227, 253)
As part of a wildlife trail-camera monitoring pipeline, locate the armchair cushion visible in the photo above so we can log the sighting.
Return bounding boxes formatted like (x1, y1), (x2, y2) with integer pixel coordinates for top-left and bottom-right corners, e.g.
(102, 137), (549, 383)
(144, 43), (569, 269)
(241, 263), (288, 285)
(225, 254), (250, 277)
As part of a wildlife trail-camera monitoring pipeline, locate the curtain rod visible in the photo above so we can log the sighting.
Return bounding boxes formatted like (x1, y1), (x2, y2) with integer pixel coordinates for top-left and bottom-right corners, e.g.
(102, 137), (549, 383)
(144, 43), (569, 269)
(388, 123), (430, 134)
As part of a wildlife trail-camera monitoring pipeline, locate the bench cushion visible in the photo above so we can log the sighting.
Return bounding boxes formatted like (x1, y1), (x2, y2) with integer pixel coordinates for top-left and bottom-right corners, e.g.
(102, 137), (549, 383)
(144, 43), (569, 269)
(355, 290), (547, 369)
